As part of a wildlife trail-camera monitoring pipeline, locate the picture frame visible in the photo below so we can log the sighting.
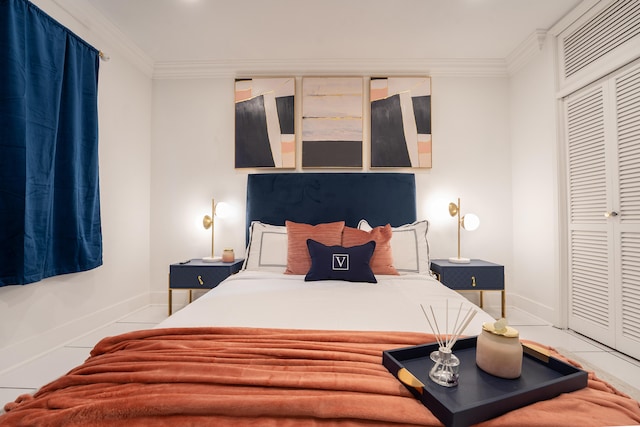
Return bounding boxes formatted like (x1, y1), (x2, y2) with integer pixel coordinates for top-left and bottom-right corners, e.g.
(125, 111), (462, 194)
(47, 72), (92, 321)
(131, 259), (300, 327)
(370, 77), (432, 168)
(235, 77), (295, 169)
(302, 77), (363, 168)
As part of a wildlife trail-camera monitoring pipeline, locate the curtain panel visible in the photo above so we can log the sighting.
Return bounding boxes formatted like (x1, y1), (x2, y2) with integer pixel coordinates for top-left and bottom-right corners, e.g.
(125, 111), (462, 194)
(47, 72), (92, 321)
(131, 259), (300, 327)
(0, 0), (102, 286)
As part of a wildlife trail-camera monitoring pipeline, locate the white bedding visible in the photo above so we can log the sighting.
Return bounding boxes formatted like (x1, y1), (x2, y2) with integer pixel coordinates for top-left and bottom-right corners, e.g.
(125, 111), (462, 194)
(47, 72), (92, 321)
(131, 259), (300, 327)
(158, 270), (495, 335)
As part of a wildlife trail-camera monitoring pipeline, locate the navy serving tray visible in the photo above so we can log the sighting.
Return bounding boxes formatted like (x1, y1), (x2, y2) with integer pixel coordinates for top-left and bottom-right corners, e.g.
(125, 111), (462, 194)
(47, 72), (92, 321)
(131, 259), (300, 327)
(383, 337), (587, 427)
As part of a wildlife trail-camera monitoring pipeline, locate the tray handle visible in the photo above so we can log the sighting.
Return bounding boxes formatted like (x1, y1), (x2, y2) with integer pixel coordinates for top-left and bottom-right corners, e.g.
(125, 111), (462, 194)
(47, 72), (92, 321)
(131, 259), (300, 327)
(397, 368), (425, 394)
(522, 343), (550, 363)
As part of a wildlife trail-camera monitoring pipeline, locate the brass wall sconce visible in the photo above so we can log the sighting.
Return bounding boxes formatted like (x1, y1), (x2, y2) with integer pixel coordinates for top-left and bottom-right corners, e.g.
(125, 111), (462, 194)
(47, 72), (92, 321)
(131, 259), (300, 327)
(448, 197), (480, 263)
(202, 198), (231, 262)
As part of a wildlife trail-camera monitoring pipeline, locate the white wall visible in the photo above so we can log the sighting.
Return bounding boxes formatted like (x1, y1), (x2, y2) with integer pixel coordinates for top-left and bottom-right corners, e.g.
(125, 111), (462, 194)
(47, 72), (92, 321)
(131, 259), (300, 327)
(508, 36), (562, 324)
(0, 0), (152, 369)
(150, 78), (247, 305)
(149, 74), (513, 313)
(0, 1), (558, 370)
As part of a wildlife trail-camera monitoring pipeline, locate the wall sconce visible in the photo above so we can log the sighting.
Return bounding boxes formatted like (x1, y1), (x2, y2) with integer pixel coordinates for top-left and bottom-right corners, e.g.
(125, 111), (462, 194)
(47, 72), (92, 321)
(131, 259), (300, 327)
(448, 197), (480, 264)
(202, 198), (231, 262)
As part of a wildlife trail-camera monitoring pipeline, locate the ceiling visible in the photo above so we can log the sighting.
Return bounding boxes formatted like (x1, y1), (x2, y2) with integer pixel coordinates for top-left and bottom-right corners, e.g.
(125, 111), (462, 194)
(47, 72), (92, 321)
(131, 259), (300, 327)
(85, 0), (583, 64)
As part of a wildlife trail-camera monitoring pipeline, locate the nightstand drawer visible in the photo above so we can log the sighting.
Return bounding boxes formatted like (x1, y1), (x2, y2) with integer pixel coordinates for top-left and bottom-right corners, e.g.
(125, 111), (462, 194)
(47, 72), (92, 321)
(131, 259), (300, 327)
(437, 267), (503, 290)
(168, 259), (244, 315)
(430, 259), (505, 318)
(169, 259), (243, 289)
(430, 260), (504, 291)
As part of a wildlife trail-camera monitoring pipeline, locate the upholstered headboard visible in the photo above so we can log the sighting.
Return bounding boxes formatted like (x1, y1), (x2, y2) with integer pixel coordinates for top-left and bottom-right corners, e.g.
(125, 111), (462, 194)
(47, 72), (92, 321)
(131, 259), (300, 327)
(246, 173), (416, 241)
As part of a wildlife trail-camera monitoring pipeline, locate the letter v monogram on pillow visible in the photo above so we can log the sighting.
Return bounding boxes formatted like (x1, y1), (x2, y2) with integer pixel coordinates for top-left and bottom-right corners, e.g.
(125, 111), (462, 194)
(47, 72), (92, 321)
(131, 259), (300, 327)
(332, 254), (349, 271)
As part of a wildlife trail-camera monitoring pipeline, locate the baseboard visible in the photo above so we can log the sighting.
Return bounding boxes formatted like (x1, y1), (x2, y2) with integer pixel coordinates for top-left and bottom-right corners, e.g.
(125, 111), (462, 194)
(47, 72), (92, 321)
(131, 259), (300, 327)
(509, 293), (557, 326)
(0, 293), (149, 376)
(151, 289), (209, 308)
(151, 289), (171, 305)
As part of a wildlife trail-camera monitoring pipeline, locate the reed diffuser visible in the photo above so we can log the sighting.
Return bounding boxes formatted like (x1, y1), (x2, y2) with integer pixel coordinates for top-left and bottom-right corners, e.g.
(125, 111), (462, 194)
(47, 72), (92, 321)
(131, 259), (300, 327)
(421, 301), (477, 387)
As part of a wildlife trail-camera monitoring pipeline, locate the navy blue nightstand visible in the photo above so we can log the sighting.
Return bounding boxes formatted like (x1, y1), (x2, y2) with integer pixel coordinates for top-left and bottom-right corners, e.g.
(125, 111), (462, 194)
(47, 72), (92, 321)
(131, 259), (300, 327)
(168, 259), (243, 315)
(430, 259), (505, 318)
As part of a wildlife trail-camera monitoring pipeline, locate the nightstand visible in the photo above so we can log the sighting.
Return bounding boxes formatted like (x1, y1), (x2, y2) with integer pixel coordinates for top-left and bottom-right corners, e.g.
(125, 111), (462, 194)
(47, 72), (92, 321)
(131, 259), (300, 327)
(168, 259), (243, 315)
(430, 259), (505, 318)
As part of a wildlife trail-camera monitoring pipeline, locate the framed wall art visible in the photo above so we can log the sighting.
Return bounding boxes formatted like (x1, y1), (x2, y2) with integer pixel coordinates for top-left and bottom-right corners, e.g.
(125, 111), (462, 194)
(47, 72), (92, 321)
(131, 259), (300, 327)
(302, 77), (363, 168)
(235, 78), (295, 169)
(370, 77), (432, 168)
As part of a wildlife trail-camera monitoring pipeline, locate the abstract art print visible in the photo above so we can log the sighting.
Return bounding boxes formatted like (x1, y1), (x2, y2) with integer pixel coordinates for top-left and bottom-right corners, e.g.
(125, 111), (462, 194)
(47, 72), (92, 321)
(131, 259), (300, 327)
(302, 77), (363, 168)
(370, 77), (432, 168)
(235, 78), (295, 168)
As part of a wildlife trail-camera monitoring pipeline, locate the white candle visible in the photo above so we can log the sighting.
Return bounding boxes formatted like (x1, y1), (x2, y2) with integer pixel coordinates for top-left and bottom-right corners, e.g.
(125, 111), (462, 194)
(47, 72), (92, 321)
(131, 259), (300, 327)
(476, 319), (522, 379)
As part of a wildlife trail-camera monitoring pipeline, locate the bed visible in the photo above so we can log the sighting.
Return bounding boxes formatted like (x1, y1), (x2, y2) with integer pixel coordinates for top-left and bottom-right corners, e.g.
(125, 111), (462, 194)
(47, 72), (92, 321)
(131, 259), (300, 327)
(2, 173), (639, 426)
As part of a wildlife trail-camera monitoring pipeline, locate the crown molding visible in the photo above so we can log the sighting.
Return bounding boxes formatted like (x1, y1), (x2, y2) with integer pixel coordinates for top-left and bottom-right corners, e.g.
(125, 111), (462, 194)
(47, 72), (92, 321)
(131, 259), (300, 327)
(152, 58), (508, 80)
(33, 1), (515, 80)
(33, 1), (511, 81)
(506, 30), (547, 75)
(42, 0), (154, 77)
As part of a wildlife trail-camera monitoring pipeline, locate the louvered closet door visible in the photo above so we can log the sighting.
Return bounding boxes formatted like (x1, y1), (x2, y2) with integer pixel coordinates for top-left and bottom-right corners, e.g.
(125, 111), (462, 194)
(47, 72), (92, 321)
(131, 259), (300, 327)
(614, 64), (640, 358)
(565, 82), (616, 347)
(559, 0), (640, 359)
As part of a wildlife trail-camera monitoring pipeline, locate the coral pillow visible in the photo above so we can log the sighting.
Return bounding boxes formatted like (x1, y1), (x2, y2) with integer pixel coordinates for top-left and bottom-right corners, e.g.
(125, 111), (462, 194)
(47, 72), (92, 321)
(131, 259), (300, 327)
(285, 220), (345, 275)
(342, 224), (398, 275)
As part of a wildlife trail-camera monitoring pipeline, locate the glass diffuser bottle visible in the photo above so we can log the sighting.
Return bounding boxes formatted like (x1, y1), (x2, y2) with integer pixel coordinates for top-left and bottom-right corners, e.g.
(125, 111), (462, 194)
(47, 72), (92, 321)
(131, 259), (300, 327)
(429, 346), (460, 387)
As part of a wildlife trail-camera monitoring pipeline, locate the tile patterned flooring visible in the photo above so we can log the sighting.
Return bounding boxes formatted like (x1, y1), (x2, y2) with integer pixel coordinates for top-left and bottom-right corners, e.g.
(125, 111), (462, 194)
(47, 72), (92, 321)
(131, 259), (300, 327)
(1, 305), (639, 412)
(0, 305), (168, 409)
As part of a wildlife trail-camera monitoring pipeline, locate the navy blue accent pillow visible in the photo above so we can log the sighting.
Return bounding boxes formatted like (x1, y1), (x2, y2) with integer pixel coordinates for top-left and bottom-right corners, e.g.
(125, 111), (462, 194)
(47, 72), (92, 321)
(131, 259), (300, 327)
(305, 239), (377, 283)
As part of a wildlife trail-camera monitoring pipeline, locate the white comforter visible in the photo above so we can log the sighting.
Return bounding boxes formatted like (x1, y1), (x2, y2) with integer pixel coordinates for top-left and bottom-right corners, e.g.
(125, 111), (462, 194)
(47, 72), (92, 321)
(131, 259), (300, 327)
(159, 270), (495, 335)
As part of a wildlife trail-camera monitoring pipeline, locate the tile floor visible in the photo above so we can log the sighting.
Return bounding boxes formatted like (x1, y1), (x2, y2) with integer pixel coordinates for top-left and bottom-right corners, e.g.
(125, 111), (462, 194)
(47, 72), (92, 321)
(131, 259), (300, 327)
(0, 305), (168, 410)
(507, 309), (640, 394)
(1, 305), (639, 411)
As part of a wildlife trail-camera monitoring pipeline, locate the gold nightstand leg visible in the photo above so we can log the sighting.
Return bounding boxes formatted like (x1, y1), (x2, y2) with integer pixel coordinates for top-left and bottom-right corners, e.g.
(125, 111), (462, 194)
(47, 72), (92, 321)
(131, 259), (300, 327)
(479, 290), (484, 308)
(168, 272), (172, 316)
(189, 290), (193, 303)
(168, 289), (173, 316)
(501, 290), (506, 318)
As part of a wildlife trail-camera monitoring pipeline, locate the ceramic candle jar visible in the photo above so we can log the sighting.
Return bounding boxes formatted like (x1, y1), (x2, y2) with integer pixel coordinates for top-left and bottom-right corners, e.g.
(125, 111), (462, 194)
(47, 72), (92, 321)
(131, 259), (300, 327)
(476, 319), (522, 379)
(222, 248), (235, 263)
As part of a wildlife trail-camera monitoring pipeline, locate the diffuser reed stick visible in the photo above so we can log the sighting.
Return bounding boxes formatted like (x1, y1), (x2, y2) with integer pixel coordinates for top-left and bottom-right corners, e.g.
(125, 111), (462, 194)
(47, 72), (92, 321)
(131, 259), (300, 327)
(420, 302), (477, 351)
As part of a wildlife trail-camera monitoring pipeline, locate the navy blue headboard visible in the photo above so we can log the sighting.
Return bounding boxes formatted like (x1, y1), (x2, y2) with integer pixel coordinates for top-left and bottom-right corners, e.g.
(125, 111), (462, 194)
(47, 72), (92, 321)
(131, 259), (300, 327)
(246, 173), (416, 241)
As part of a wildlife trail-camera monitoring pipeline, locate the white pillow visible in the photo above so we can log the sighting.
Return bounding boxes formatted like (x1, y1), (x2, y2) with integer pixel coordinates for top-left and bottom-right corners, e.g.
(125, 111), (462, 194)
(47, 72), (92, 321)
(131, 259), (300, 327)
(358, 219), (430, 274)
(243, 221), (288, 272)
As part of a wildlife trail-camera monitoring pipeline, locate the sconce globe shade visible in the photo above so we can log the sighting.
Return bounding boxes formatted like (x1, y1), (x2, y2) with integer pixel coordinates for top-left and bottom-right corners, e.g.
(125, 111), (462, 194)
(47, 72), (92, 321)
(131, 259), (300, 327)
(215, 201), (233, 219)
(462, 213), (480, 231)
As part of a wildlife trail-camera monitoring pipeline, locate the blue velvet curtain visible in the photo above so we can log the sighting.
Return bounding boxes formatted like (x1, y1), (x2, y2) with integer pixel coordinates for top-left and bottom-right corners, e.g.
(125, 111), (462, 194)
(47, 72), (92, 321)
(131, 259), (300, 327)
(0, 0), (102, 286)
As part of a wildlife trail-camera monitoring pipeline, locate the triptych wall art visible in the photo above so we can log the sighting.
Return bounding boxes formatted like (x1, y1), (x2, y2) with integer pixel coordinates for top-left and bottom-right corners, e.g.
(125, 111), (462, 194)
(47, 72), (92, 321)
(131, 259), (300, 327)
(234, 76), (431, 169)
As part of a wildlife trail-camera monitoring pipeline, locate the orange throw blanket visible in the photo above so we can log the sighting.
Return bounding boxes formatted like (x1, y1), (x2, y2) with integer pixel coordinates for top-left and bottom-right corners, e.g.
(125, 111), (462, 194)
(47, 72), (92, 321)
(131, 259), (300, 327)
(2, 327), (639, 426)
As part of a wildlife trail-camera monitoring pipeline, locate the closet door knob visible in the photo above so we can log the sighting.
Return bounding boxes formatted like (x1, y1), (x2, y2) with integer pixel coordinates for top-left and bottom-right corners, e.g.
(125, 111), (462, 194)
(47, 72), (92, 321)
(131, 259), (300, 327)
(604, 211), (619, 218)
